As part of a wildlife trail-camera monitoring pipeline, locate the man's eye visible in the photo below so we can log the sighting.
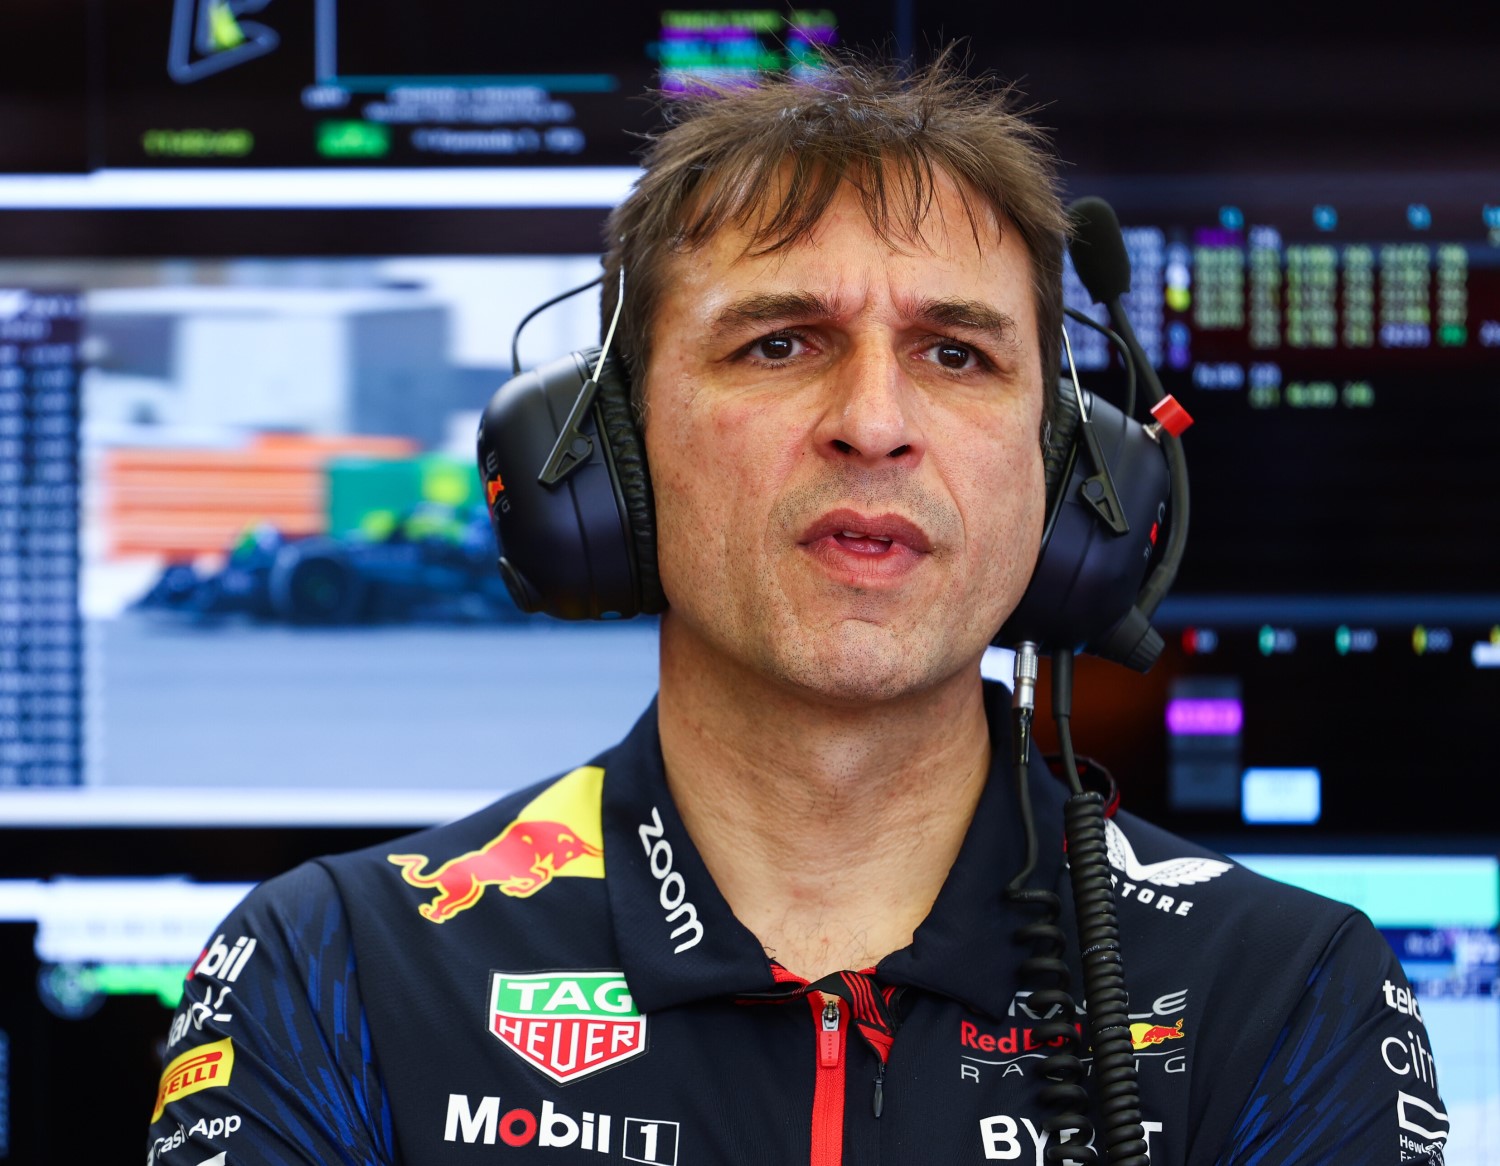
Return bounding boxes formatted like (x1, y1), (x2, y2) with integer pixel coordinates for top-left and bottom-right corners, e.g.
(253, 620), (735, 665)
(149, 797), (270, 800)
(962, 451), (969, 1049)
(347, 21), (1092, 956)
(929, 342), (977, 370)
(749, 334), (804, 361)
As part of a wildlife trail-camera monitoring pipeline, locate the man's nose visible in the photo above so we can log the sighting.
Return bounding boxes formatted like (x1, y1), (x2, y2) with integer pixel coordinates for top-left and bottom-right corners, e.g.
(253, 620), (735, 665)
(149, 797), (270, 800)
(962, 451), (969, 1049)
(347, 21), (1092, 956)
(813, 343), (925, 466)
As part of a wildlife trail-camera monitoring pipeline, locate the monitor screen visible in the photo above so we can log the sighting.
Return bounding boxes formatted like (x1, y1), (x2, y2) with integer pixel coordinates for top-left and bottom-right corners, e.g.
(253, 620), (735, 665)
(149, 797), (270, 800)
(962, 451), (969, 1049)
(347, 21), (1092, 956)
(1039, 170), (1500, 834)
(2, 163), (1495, 834)
(6, 3), (1491, 174)
(6, 1), (896, 172)
(0, 253), (660, 823)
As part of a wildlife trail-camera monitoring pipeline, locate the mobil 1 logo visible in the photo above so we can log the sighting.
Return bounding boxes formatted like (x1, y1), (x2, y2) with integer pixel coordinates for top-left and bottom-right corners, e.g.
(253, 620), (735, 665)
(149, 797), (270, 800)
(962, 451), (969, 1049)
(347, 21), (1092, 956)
(622, 1118), (679, 1165)
(170, 933), (258, 1046)
(444, 1095), (679, 1163)
(189, 934), (258, 983)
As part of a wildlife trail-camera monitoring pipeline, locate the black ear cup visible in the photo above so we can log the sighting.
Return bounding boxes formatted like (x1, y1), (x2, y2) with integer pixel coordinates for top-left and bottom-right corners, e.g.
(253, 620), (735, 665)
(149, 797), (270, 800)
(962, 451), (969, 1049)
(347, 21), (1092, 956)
(996, 381), (1171, 658)
(588, 350), (664, 612)
(477, 347), (664, 620)
(1041, 380), (1084, 512)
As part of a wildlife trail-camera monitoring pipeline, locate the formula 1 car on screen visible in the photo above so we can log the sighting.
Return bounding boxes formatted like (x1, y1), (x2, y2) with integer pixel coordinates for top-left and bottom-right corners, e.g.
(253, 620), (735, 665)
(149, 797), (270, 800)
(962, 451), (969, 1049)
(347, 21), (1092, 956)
(133, 504), (531, 625)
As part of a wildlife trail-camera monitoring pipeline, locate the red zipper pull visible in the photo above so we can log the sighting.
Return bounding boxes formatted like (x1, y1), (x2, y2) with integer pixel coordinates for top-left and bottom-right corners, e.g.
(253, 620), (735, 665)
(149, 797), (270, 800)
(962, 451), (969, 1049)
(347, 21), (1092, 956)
(819, 997), (842, 1067)
(809, 994), (848, 1166)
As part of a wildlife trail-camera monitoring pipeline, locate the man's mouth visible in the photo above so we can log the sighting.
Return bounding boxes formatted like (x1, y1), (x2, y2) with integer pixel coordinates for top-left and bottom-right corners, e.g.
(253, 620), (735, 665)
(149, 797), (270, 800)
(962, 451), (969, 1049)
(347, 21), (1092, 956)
(799, 510), (934, 554)
(797, 510), (933, 580)
(834, 529), (895, 554)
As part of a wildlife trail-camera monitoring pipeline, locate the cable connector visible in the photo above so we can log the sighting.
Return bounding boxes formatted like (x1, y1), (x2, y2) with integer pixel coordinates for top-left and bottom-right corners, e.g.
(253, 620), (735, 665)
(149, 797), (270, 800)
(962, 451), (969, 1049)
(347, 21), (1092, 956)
(1012, 641), (1040, 768)
(1012, 641), (1040, 716)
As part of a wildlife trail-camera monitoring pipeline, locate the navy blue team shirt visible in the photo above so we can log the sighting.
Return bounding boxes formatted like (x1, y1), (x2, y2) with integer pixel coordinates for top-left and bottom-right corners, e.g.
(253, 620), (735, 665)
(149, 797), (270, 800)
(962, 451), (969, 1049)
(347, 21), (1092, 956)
(147, 684), (1448, 1164)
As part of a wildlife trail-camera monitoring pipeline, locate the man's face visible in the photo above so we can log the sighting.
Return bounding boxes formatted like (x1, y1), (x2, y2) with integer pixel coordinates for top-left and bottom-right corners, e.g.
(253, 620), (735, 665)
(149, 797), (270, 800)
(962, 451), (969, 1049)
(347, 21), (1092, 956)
(643, 172), (1046, 704)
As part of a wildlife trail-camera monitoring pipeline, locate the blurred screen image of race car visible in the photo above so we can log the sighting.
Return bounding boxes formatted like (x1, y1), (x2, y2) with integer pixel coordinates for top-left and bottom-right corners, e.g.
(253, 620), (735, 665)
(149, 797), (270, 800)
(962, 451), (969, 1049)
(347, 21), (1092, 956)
(133, 504), (530, 625)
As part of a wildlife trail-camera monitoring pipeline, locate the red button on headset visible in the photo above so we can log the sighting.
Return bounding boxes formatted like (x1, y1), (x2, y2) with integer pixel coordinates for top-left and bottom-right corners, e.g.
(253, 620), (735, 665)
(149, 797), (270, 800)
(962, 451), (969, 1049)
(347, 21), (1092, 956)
(1149, 395), (1194, 437)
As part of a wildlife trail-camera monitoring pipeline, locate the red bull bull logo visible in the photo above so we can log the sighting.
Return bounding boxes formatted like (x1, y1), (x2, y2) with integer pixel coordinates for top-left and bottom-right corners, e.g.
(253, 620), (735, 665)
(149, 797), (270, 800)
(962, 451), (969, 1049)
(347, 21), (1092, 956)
(389, 766), (606, 923)
(1129, 1017), (1185, 1049)
(389, 821), (600, 920)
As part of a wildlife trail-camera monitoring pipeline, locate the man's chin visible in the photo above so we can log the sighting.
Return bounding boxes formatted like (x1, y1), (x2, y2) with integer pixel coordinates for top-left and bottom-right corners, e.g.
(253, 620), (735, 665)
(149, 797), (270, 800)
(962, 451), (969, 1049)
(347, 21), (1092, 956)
(757, 625), (979, 708)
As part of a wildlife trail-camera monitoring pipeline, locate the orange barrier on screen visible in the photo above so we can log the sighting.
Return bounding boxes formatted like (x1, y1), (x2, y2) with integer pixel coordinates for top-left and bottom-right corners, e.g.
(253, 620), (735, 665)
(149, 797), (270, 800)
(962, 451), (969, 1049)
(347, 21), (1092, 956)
(103, 433), (418, 560)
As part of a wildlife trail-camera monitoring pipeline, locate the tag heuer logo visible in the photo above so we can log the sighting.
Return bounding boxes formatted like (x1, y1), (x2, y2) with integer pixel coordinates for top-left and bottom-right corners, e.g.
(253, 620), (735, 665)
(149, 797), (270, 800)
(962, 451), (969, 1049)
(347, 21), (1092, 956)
(488, 971), (646, 1083)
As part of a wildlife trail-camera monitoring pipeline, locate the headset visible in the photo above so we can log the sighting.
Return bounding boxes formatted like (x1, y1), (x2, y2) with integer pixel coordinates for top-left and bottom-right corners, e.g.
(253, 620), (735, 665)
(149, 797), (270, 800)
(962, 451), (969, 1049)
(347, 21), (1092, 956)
(477, 197), (1190, 671)
(476, 197), (1193, 1166)
(478, 269), (659, 624)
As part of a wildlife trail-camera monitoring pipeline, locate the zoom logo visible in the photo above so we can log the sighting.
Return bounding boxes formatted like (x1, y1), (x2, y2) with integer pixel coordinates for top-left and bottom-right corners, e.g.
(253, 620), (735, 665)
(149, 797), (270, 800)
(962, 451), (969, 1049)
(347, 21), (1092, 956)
(638, 808), (704, 954)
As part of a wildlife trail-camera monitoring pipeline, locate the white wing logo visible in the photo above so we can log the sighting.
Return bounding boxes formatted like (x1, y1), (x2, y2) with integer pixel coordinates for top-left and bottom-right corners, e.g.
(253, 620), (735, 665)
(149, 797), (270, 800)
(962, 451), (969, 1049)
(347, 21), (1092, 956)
(1105, 820), (1233, 887)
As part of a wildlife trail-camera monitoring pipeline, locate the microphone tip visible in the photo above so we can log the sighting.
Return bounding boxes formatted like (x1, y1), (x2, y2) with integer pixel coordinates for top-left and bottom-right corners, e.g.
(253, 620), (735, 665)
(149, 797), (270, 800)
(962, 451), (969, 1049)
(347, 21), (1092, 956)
(1066, 197), (1132, 305)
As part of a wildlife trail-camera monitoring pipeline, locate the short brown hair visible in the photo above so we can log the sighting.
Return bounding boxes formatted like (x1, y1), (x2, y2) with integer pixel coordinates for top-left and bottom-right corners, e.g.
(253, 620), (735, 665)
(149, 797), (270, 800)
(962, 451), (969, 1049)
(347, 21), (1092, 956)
(601, 49), (1068, 429)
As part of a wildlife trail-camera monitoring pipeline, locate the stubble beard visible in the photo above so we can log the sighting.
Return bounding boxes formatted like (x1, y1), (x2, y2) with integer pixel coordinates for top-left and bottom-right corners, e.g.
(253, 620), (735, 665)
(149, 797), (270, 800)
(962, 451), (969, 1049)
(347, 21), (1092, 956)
(748, 469), (975, 704)
(661, 465), (1030, 709)
(750, 607), (977, 706)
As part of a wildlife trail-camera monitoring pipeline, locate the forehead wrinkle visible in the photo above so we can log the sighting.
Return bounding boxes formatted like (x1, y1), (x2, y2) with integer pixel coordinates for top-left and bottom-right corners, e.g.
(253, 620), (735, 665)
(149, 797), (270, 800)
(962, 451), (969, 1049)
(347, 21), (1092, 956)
(708, 290), (845, 342)
(901, 295), (1023, 353)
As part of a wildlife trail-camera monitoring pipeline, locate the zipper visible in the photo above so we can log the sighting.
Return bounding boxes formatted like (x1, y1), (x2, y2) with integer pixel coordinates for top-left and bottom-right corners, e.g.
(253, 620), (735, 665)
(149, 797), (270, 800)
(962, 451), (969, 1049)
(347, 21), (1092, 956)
(809, 994), (846, 1166)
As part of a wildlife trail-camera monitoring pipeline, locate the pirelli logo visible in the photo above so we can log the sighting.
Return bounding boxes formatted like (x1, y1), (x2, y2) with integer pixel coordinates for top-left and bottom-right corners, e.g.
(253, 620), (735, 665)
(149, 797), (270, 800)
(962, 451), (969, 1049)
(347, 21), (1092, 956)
(152, 1037), (234, 1121)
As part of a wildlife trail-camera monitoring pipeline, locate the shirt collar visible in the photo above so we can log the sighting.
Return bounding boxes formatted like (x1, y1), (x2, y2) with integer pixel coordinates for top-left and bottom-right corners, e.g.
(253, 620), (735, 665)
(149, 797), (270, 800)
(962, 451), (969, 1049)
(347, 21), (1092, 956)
(601, 699), (778, 1013)
(601, 682), (1068, 1019)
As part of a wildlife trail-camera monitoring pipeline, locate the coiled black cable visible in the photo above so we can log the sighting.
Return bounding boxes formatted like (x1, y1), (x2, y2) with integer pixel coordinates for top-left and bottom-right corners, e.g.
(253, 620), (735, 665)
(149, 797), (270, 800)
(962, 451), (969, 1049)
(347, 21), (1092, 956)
(1054, 650), (1149, 1166)
(1013, 893), (1097, 1165)
(1005, 704), (1096, 1165)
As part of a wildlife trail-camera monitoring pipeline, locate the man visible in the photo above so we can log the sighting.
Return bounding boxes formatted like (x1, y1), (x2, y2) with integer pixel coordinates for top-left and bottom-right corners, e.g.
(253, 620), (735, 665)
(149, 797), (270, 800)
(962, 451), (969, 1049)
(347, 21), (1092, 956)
(148, 56), (1446, 1165)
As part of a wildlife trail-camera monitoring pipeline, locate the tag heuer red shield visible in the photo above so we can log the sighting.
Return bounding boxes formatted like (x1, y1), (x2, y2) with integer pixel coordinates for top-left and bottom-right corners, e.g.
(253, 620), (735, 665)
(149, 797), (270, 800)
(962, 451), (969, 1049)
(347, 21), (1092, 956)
(488, 971), (646, 1083)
